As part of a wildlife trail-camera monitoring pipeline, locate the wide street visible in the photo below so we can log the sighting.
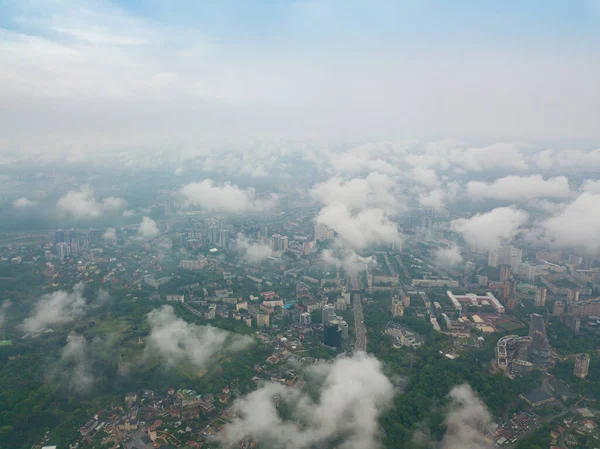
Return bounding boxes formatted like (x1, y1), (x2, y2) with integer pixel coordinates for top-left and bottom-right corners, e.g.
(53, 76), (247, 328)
(353, 293), (367, 352)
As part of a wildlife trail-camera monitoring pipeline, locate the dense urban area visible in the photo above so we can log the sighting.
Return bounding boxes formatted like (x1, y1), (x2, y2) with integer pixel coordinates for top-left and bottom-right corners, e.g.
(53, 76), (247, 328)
(2, 2), (600, 449)
(1, 160), (600, 449)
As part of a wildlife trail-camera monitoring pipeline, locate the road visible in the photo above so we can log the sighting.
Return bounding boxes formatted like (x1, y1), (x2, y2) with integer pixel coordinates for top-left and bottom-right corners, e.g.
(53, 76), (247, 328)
(353, 293), (367, 352)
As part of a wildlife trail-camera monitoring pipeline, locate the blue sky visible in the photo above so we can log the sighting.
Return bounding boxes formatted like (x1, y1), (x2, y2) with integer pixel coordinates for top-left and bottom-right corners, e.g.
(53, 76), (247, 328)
(0, 0), (599, 149)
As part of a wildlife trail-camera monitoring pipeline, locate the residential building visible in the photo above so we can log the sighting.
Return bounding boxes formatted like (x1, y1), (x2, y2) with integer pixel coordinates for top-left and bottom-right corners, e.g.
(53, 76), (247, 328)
(322, 304), (336, 324)
(314, 223), (335, 241)
(299, 312), (311, 326)
(256, 313), (270, 328)
(166, 295), (185, 303)
(180, 257), (208, 271)
(535, 287), (547, 307)
(205, 304), (216, 320)
(574, 353), (590, 379)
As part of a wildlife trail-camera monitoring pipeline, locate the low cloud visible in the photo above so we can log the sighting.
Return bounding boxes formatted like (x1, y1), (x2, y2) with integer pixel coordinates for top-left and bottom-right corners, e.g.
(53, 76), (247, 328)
(59, 334), (95, 394)
(451, 207), (528, 251)
(433, 245), (464, 268)
(138, 216), (159, 238)
(181, 179), (278, 213)
(13, 197), (36, 208)
(220, 352), (394, 449)
(439, 384), (495, 449)
(467, 175), (571, 202)
(21, 283), (86, 333)
(541, 192), (600, 254)
(316, 203), (402, 250)
(582, 179), (600, 194)
(174, 167), (184, 176)
(145, 305), (252, 368)
(322, 247), (375, 275)
(236, 234), (274, 263)
(56, 186), (127, 218)
(311, 173), (400, 213)
(103, 227), (117, 240)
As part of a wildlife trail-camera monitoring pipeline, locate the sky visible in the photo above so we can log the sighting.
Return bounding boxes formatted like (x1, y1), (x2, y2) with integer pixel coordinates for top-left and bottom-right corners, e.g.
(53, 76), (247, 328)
(1, 0), (600, 152)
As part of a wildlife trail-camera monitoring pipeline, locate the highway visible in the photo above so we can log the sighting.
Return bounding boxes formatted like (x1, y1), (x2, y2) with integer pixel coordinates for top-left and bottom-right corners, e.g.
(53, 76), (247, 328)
(353, 293), (367, 352)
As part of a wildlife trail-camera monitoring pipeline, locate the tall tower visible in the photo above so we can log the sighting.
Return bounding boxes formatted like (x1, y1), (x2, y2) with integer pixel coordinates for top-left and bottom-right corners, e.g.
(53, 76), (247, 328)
(574, 353), (590, 379)
(535, 287), (547, 307)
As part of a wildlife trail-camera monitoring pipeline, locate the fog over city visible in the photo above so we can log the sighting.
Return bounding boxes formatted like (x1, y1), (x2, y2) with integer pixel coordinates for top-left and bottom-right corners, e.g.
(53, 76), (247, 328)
(1, 1), (600, 449)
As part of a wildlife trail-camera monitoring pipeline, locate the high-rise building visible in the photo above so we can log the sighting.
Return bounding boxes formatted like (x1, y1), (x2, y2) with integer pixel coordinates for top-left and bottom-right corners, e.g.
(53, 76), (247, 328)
(55, 229), (65, 243)
(500, 265), (511, 282)
(567, 289), (580, 303)
(323, 320), (342, 348)
(565, 315), (581, 333)
(314, 223), (334, 242)
(574, 353), (590, 379)
(553, 300), (565, 317)
(70, 240), (80, 257)
(529, 313), (551, 365)
(391, 294), (404, 317)
(208, 226), (219, 245)
(322, 304), (336, 324)
(488, 250), (499, 268)
(56, 242), (71, 260)
(299, 312), (312, 326)
(218, 229), (229, 249)
(339, 320), (349, 340)
(270, 234), (289, 251)
(477, 275), (489, 287)
(518, 263), (537, 282)
(88, 228), (102, 245)
(256, 314), (270, 328)
(535, 287), (547, 307)
(259, 225), (269, 239)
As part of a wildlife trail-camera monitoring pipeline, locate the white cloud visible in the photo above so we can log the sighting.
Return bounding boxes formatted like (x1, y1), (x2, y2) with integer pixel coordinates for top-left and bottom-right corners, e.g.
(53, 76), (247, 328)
(174, 167), (184, 176)
(21, 283), (86, 333)
(582, 179), (600, 194)
(534, 149), (555, 170)
(138, 216), (159, 238)
(145, 305), (252, 367)
(439, 384), (495, 449)
(541, 192), (600, 254)
(467, 175), (571, 202)
(451, 207), (529, 251)
(220, 352), (394, 449)
(122, 209), (136, 217)
(236, 234), (274, 263)
(419, 181), (460, 212)
(407, 142), (529, 173)
(181, 180), (278, 213)
(103, 227), (117, 240)
(411, 166), (438, 188)
(316, 203), (402, 250)
(56, 186), (127, 218)
(433, 245), (464, 268)
(311, 173), (400, 213)
(322, 247), (375, 275)
(60, 334), (95, 394)
(13, 197), (36, 208)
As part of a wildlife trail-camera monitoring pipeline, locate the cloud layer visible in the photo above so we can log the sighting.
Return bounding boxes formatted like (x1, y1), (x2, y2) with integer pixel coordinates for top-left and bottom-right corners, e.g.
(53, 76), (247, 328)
(433, 245), (464, 268)
(21, 283), (86, 333)
(138, 216), (159, 238)
(236, 234), (274, 263)
(220, 352), (394, 449)
(181, 180), (278, 213)
(56, 187), (127, 218)
(451, 207), (528, 251)
(467, 175), (571, 202)
(145, 305), (252, 367)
